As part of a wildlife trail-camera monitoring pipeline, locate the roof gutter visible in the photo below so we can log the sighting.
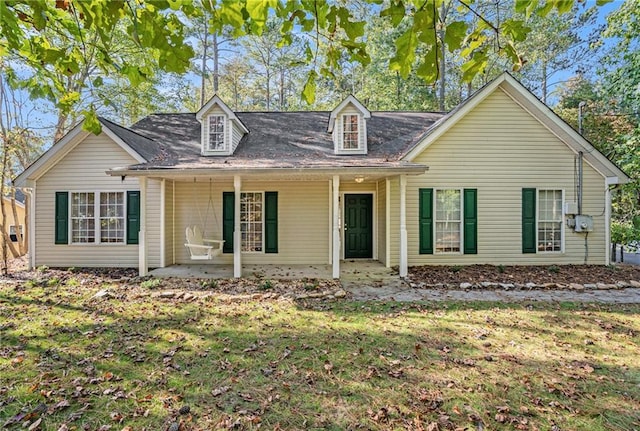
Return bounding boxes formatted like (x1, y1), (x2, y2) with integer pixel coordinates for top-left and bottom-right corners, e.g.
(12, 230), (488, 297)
(106, 165), (428, 179)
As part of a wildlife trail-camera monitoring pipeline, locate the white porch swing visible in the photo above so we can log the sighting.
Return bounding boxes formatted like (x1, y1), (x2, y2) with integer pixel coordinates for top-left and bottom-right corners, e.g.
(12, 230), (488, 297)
(184, 180), (225, 260)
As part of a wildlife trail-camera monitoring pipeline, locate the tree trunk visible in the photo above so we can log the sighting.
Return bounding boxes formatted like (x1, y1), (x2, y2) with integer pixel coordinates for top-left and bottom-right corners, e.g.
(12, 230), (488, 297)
(200, 16), (208, 107)
(438, 1), (448, 111)
(53, 112), (68, 143)
(541, 60), (548, 104)
(213, 33), (219, 93)
(265, 69), (271, 111)
(279, 68), (285, 111)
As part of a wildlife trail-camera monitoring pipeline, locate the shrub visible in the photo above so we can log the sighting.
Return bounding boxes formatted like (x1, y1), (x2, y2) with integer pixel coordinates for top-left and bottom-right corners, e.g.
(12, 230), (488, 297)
(140, 278), (162, 289)
(260, 279), (274, 290)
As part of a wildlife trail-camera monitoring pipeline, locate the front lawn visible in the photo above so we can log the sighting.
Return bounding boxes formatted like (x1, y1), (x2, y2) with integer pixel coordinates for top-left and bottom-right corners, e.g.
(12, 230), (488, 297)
(1, 275), (639, 430)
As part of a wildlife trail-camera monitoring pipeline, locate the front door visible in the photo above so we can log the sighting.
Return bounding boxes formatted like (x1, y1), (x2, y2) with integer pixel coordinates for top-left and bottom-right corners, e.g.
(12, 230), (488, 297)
(344, 194), (373, 258)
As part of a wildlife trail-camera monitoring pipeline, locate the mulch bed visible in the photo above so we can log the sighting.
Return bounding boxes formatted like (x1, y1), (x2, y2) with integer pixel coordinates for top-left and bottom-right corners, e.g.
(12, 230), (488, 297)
(408, 264), (640, 285)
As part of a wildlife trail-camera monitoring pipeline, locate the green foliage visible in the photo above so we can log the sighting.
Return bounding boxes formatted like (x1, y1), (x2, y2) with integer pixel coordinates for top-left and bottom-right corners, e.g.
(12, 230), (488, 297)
(611, 220), (639, 245)
(201, 279), (218, 290)
(547, 265), (560, 274)
(140, 278), (162, 289)
(0, 0), (589, 129)
(497, 264), (506, 274)
(260, 279), (274, 290)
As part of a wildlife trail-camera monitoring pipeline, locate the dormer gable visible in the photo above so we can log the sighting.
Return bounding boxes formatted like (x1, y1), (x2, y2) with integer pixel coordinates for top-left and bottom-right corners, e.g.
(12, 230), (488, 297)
(328, 95), (371, 155)
(196, 95), (248, 156)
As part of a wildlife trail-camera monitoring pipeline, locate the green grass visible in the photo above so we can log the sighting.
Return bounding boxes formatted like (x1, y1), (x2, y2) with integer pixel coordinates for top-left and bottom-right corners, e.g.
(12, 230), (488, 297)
(1, 281), (639, 430)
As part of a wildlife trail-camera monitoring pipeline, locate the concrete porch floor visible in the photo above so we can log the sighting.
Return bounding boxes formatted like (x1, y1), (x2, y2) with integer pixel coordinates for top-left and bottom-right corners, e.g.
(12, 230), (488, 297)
(149, 260), (399, 283)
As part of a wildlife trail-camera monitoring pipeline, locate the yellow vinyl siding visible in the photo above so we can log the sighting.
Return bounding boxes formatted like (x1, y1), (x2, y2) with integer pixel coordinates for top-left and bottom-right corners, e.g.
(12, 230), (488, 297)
(35, 133), (161, 268)
(392, 88), (607, 266)
(172, 180), (330, 264)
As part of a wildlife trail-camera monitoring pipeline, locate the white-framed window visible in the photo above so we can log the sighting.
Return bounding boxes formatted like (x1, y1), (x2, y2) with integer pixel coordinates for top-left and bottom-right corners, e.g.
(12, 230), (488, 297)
(538, 189), (563, 252)
(435, 189), (462, 253)
(9, 225), (22, 242)
(71, 191), (125, 244)
(99, 192), (125, 243)
(342, 114), (359, 149)
(208, 114), (226, 151)
(240, 192), (263, 252)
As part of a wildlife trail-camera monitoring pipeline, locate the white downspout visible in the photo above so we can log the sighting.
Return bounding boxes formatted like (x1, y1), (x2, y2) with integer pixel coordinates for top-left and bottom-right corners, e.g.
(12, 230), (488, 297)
(332, 175), (341, 279)
(234, 175), (242, 278)
(25, 182), (36, 270)
(139, 177), (148, 276)
(399, 174), (408, 278)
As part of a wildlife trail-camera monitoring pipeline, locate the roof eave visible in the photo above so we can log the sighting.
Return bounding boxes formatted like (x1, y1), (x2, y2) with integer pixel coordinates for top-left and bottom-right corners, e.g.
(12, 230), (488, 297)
(106, 164), (428, 179)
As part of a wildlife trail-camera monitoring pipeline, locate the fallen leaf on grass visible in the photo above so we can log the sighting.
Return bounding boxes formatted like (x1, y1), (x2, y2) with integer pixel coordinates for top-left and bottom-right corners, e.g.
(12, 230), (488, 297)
(212, 386), (231, 397)
(27, 418), (42, 431)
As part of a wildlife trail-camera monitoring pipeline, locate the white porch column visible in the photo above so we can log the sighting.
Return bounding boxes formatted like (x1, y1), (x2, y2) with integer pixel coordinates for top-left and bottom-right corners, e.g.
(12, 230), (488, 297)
(234, 175), (242, 278)
(26, 181), (36, 270)
(332, 175), (340, 279)
(139, 177), (148, 276)
(385, 178), (391, 268)
(160, 179), (166, 268)
(605, 180), (613, 264)
(399, 174), (408, 278)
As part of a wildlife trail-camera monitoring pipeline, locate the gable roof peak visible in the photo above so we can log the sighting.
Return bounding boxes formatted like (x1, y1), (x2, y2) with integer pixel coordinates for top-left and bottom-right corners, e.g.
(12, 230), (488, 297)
(195, 94), (249, 134)
(328, 94), (371, 132)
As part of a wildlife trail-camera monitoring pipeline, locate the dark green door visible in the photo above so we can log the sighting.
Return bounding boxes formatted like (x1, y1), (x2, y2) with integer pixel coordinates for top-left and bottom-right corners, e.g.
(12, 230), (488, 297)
(344, 194), (373, 259)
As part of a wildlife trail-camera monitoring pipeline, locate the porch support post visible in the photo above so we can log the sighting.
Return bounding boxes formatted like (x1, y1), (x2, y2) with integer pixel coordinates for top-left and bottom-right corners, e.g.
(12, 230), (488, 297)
(233, 175), (242, 278)
(139, 177), (148, 276)
(399, 174), (408, 278)
(385, 178), (391, 268)
(605, 179), (614, 264)
(332, 175), (340, 279)
(160, 179), (166, 268)
(26, 180), (36, 270)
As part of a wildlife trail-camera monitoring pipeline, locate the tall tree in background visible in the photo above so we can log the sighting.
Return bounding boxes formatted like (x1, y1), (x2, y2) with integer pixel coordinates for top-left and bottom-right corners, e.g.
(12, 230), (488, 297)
(598, 0), (640, 251)
(517, 6), (599, 103)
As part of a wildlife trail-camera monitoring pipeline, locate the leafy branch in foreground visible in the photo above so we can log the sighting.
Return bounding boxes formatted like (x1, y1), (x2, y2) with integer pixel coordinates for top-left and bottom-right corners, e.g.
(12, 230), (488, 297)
(0, 0), (605, 131)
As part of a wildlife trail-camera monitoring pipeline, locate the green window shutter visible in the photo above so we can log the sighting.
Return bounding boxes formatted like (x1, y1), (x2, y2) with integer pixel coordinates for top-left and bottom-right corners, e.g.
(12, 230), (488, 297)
(126, 191), (140, 245)
(55, 192), (69, 244)
(522, 188), (537, 253)
(222, 192), (234, 253)
(463, 189), (478, 254)
(264, 192), (278, 253)
(419, 188), (433, 254)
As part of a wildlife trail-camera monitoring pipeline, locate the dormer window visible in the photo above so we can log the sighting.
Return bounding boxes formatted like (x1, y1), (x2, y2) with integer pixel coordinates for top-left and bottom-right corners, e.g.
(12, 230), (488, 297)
(196, 95), (248, 156)
(328, 95), (370, 155)
(342, 114), (359, 149)
(208, 115), (226, 151)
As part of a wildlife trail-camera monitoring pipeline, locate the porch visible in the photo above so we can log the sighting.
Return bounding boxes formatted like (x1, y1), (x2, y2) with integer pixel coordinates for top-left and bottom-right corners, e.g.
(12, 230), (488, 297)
(149, 260), (398, 282)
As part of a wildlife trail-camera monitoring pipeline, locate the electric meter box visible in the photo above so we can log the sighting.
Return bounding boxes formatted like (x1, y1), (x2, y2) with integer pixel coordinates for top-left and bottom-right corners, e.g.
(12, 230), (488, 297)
(564, 202), (578, 215)
(574, 215), (594, 232)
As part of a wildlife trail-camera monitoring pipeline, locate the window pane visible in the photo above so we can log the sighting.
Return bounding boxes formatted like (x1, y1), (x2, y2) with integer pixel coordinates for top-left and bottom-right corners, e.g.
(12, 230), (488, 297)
(435, 189), (461, 253)
(537, 190), (563, 252)
(100, 192), (125, 243)
(342, 115), (359, 149)
(71, 192), (95, 243)
(209, 115), (226, 151)
(240, 192), (263, 252)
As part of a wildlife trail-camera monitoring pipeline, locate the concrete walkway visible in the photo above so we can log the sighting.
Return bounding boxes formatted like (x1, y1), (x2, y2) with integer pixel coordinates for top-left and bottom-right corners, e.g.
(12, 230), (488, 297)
(345, 284), (640, 303)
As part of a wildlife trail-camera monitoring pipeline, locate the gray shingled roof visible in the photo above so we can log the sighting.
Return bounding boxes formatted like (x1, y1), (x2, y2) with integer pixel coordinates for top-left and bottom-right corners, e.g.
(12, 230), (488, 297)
(116, 110), (444, 170)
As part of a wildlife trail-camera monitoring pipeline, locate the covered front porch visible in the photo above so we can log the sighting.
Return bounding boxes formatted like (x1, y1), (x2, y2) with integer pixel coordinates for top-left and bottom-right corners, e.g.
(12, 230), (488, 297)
(128, 168), (419, 280)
